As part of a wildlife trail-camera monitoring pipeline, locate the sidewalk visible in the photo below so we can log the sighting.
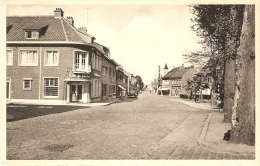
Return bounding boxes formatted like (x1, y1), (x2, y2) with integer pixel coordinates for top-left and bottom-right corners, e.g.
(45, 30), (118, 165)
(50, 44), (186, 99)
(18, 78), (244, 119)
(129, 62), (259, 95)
(171, 97), (255, 155)
(7, 97), (122, 107)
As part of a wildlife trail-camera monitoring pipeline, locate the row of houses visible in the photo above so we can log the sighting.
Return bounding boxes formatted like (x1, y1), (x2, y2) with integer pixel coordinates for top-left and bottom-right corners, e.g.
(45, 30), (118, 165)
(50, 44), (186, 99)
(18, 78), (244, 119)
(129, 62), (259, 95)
(6, 8), (137, 104)
(154, 62), (215, 97)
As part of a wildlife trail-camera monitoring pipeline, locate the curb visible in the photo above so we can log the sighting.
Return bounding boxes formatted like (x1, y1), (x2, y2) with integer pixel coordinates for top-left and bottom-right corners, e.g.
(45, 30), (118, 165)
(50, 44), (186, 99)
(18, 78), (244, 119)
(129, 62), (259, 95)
(103, 100), (121, 106)
(173, 100), (221, 112)
(197, 113), (212, 146)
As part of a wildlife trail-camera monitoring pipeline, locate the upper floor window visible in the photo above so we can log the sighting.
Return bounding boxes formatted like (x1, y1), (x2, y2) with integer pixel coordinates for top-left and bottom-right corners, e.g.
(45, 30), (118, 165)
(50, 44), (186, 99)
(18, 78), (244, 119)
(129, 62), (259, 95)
(6, 50), (13, 66)
(45, 50), (59, 66)
(103, 66), (108, 75)
(19, 50), (38, 66)
(92, 53), (101, 71)
(95, 56), (98, 70)
(109, 68), (112, 77)
(74, 51), (89, 72)
(25, 30), (39, 39)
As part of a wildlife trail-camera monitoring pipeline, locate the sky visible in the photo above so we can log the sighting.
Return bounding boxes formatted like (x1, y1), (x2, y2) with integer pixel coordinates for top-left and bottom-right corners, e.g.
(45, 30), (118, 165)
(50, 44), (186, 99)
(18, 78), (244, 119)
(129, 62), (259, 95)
(6, 3), (204, 84)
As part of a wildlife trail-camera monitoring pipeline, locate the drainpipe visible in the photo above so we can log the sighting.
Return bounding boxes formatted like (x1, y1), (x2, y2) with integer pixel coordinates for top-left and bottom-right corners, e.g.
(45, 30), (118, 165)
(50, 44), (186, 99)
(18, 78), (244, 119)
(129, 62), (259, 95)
(39, 46), (42, 101)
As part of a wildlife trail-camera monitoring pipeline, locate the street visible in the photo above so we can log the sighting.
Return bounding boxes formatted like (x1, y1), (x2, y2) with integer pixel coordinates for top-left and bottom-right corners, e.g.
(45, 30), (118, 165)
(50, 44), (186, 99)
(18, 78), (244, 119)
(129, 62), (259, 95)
(6, 90), (252, 160)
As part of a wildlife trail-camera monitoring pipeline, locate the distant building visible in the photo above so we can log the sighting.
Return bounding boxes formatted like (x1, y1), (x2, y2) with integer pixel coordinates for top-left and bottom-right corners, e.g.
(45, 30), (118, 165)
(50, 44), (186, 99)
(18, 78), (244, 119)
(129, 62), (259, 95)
(161, 64), (197, 96)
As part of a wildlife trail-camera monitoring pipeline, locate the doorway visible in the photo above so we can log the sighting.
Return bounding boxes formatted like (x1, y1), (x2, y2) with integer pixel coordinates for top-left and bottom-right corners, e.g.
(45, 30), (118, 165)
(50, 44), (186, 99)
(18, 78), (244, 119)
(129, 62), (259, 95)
(71, 84), (83, 102)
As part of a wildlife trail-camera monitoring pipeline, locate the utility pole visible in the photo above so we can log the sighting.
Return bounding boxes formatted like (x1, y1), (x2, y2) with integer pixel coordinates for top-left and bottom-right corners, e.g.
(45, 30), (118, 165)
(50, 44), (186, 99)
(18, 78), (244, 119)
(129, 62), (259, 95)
(87, 8), (90, 29)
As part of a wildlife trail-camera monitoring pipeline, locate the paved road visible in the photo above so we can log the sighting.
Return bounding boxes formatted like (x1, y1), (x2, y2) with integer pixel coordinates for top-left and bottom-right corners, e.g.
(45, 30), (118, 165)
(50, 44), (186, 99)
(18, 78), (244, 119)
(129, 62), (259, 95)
(6, 90), (253, 160)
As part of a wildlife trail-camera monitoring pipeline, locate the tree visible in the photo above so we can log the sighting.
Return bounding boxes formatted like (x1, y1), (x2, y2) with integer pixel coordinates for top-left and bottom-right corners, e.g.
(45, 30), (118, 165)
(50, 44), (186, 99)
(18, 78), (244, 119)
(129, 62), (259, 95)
(189, 4), (255, 145)
(230, 5), (255, 145)
(135, 75), (144, 90)
(189, 5), (244, 122)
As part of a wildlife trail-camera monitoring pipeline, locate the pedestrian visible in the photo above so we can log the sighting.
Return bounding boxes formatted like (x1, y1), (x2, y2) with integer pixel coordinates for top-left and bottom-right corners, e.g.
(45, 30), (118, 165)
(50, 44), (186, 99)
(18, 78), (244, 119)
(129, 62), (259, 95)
(121, 90), (125, 100)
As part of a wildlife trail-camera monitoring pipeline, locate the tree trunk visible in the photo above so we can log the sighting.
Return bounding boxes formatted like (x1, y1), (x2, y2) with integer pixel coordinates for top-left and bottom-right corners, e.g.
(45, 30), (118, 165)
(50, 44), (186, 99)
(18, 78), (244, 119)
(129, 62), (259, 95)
(230, 5), (255, 145)
(223, 59), (236, 123)
(223, 6), (243, 123)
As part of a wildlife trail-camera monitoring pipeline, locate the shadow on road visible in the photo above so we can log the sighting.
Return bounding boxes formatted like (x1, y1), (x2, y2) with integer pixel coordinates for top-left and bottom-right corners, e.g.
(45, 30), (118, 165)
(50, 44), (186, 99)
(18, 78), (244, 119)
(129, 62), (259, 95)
(7, 104), (90, 122)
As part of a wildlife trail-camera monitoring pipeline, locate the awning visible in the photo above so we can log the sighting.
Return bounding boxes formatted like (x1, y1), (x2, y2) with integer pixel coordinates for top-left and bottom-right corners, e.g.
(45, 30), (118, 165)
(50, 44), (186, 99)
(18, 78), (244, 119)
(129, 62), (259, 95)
(64, 79), (91, 82)
(159, 88), (170, 91)
(118, 85), (126, 91)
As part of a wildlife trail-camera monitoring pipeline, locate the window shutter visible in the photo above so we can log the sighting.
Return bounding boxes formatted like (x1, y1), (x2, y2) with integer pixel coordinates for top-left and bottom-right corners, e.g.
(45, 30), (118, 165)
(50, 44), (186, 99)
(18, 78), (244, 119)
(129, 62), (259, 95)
(25, 31), (28, 38)
(99, 80), (101, 97)
(99, 57), (101, 71)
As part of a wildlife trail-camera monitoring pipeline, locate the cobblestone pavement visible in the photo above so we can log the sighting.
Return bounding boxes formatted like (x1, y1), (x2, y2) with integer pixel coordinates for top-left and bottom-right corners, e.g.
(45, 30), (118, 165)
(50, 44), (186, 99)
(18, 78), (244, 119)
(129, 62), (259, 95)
(6, 91), (254, 160)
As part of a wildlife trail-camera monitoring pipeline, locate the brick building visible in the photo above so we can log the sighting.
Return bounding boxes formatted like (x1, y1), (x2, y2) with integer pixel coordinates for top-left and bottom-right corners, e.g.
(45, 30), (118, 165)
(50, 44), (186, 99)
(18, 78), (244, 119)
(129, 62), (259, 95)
(6, 8), (129, 104)
(161, 64), (197, 96)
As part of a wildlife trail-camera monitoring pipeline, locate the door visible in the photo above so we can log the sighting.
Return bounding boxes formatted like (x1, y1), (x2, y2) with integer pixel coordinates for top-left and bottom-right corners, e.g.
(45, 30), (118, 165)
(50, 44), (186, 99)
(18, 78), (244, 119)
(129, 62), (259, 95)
(71, 84), (83, 102)
(77, 85), (82, 100)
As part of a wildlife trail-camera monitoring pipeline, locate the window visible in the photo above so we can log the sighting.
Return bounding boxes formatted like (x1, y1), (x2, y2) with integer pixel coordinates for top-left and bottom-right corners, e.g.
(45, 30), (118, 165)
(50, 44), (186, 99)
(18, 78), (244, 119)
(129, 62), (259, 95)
(109, 68), (112, 77)
(75, 52), (88, 72)
(112, 85), (116, 94)
(19, 50), (38, 66)
(95, 80), (99, 97)
(23, 79), (32, 90)
(6, 50), (13, 66)
(92, 54), (101, 71)
(44, 78), (58, 97)
(103, 66), (108, 75)
(95, 56), (98, 70)
(25, 31), (39, 39)
(92, 53), (96, 69)
(91, 79), (101, 98)
(45, 50), (58, 66)
(99, 57), (101, 71)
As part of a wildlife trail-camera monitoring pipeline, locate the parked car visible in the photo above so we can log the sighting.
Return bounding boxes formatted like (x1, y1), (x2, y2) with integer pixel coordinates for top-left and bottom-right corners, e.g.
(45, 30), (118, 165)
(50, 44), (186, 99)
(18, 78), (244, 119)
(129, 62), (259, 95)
(128, 86), (138, 98)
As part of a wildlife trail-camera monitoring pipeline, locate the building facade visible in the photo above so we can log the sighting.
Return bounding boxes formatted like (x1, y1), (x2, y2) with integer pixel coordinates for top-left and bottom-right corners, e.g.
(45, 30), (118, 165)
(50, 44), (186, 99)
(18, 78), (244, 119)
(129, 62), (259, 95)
(161, 64), (197, 96)
(6, 8), (131, 104)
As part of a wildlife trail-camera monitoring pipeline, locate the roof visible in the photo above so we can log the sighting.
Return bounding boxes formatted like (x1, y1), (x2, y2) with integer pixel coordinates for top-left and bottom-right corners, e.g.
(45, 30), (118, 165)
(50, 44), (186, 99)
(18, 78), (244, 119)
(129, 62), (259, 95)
(162, 67), (180, 80)
(162, 66), (195, 80)
(6, 16), (90, 43)
(170, 68), (189, 79)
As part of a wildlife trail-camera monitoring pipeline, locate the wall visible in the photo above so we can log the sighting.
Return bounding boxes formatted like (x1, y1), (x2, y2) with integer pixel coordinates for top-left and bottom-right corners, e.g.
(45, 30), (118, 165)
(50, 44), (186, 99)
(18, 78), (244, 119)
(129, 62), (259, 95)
(6, 43), (93, 102)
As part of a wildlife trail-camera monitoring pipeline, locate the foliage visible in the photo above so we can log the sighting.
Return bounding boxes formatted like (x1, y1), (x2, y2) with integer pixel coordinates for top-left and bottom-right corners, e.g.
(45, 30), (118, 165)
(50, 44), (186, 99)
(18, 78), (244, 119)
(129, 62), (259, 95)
(185, 5), (245, 108)
(135, 75), (144, 90)
(190, 5), (244, 61)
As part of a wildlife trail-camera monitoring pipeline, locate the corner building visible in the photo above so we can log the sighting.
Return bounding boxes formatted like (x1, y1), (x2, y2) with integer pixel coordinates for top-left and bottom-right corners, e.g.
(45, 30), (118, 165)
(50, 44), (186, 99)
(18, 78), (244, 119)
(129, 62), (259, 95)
(6, 8), (112, 104)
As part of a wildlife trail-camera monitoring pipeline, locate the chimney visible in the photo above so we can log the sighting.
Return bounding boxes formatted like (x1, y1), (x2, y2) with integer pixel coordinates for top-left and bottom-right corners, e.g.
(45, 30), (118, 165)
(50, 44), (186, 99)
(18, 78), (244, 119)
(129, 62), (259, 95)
(67, 16), (74, 26)
(91, 36), (96, 43)
(78, 27), (87, 34)
(54, 8), (64, 18)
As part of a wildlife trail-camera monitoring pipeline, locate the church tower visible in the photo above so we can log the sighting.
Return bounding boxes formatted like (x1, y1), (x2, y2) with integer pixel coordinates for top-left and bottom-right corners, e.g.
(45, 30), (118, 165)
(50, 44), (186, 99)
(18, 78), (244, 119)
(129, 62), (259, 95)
(164, 63), (168, 76)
